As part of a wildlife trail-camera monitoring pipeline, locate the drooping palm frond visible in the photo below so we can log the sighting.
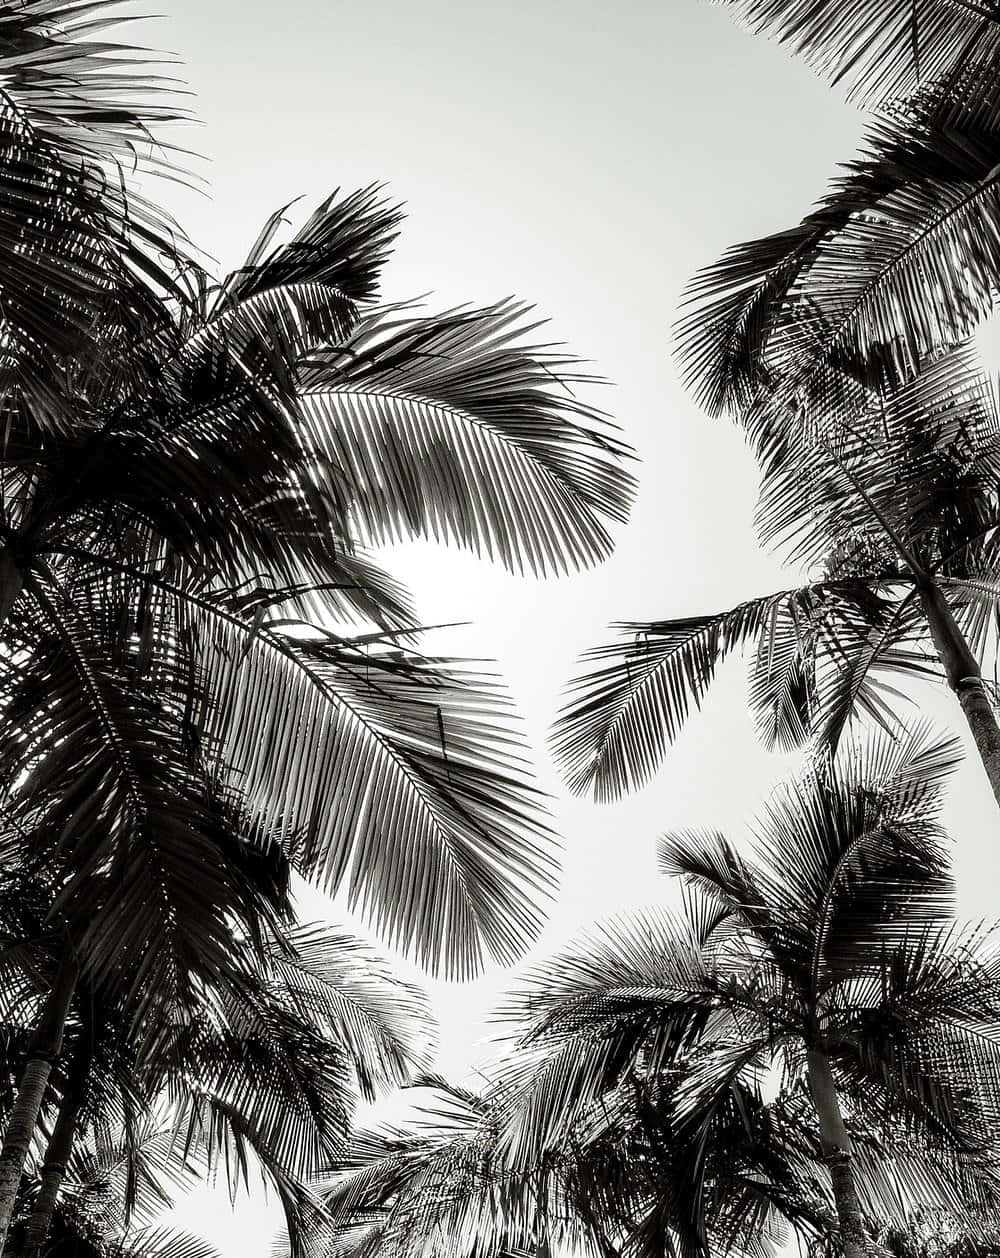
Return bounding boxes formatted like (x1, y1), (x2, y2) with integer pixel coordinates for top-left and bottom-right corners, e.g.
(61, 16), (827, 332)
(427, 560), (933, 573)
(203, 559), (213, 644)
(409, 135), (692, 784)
(264, 924), (435, 1102)
(552, 593), (795, 798)
(717, 0), (1000, 107)
(553, 580), (910, 798)
(181, 600), (558, 978)
(0, 0), (194, 433)
(0, 514), (556, 986)
(675, 90), (1000, 455)
(314, 1085), (609, 1258)
(298, 301), (636, 576)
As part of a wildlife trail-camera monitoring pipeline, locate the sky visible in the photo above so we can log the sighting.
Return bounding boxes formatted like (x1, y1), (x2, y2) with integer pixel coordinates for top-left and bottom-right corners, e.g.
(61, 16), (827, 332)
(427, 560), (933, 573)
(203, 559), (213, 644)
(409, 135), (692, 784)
(138, 1), (1000, 1250)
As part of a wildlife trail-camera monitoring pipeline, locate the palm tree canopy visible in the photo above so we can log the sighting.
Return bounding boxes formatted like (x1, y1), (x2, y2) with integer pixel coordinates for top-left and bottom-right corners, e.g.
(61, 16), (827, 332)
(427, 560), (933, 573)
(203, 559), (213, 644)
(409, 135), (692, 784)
(0, 0), (639, 979)
(674, 75), (1000, 462)
(555, 334), (1000, 798)
(0, 851), (436, 1257)
(496, 727), (1000, 1250)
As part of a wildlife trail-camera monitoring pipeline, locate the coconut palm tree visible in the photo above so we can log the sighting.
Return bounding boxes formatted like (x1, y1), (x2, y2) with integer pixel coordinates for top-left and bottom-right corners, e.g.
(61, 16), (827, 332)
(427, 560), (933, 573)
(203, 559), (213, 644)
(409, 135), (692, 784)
(0, 0), (635, 1238)
(0, 785), (434, 1254)
(555, 63), (1000, 804)
(0, 906), (435, 1258)
(504, 725), (1000, 1257)
(0, 0), (631, 982)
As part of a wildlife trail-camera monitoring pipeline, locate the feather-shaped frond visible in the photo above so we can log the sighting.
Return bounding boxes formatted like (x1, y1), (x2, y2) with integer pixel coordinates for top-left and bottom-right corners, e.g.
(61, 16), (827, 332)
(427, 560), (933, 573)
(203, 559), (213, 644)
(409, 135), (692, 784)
(553, 593), (797, 798)
(266, 923), (436, 1101)
(298, 301), (635, 576)
(554, 582), (897, 798)
(218, 186), (403, 311)
(677, 92), (1000, 455)
(717, 0), (1000, 106)
(184, 601), (558, 978)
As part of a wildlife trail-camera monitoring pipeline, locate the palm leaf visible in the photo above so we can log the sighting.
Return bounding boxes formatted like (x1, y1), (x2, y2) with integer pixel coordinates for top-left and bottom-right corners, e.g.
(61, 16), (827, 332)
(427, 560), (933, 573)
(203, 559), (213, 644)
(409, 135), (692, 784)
(717, 0), (1000, 106)
(298, 301), (635, 576)
(553, 587), (848, 799)
(184, 598), (558, 978)
(266, 922), (436, 1101)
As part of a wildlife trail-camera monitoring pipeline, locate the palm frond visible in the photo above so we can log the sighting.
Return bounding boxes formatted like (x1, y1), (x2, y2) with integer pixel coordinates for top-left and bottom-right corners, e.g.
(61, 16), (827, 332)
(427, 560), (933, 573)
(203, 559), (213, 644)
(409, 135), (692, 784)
(184, 599), (558, 978)
(218, 185), (403, 311)
(554, 585), (880, 798)
(298, 301), (635, 576)
(266, 922), (436, 1100)
(717, 0), (1000, 106)
(676, 95), (1000, 450)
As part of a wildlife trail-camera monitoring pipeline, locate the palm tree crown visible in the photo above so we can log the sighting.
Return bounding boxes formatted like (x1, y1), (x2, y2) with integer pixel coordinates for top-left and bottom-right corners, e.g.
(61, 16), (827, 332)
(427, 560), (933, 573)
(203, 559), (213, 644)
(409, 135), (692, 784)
(501, 726), (1000, 1255)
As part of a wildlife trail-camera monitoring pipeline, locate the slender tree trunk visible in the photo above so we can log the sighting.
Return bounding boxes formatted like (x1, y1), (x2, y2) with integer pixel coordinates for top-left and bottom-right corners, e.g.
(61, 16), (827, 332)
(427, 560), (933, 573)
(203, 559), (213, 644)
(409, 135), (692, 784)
(0, 550), (23, 629)
(805, 1048), (869, 1258)
(916, 577), (1000, 808)
(19, 1035), (90, 1258)
(0, 953), (78, 1257)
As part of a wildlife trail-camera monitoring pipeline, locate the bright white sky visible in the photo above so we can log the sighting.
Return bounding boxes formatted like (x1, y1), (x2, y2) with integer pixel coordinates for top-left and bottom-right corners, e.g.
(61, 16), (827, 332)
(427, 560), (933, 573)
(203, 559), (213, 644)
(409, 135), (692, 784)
(142, 1), (1000, 1250)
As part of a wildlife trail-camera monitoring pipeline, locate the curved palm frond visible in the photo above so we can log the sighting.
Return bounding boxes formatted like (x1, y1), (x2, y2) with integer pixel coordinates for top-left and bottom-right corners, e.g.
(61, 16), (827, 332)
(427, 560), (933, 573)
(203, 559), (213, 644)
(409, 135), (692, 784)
(265, 923), (436, 1101)
(181, 595), (558, 978)
(676, 92), (1000, 456)
(553, 581), (901, 799)
(717, 0), (1000, 106)
(298, 301), (636, 576)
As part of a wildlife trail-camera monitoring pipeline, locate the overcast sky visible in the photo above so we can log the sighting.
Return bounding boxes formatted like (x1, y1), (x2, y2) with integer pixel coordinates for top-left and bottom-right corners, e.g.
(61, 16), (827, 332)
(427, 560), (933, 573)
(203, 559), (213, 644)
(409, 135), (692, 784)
(145, 2), (1000, 1250)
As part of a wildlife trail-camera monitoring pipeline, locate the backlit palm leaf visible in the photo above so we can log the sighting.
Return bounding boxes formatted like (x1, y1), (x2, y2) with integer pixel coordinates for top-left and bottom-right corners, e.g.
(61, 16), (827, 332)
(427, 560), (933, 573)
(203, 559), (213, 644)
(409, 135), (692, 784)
(299, 302), (636, 576)
(717, 0), (1000, 106)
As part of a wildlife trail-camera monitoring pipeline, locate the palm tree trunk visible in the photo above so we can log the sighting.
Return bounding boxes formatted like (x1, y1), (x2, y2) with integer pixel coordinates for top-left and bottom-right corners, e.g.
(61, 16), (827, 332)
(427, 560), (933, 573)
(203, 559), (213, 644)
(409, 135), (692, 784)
(19, 1035), (90, 1258)
(805, 1048), (869, 1258)
(0, 550), (23, 629)
(916, 577), (1000, 808)
(0, 953), (78, 1257)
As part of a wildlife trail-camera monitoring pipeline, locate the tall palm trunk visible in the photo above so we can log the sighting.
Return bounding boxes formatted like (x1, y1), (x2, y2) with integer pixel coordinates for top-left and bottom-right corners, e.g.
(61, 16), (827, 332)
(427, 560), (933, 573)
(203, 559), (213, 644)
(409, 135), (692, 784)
(0, 953), (79, 1256)
(0, 550), (23, 629)
(917, 578), (1000, 808)
(19, 1035), (90, 1258)
(805, 1048), (868, 1258)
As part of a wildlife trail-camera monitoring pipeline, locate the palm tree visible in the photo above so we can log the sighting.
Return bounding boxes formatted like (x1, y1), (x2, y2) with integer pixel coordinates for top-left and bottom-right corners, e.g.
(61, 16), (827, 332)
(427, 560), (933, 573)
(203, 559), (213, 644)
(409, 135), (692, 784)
(0, 905), (435, 1257)
(0, 0), (635, 1236)
(0, 0), (631, 978)
(503, 725), (1000, 1257)
(555, 61), (1000, 805)
(0, 786), (433, 1254)
(8, 1108), (222, 1258)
